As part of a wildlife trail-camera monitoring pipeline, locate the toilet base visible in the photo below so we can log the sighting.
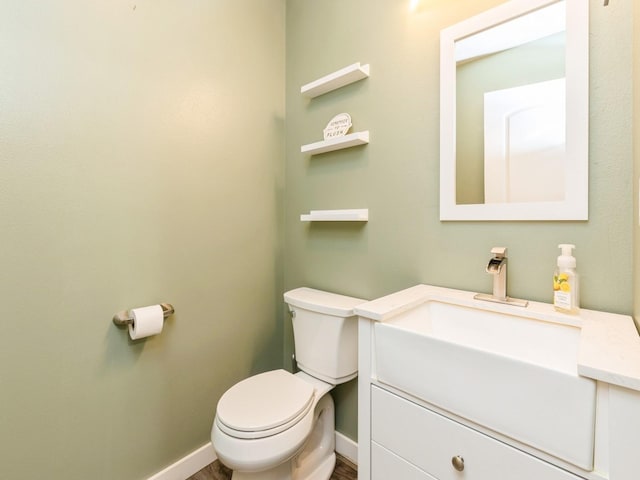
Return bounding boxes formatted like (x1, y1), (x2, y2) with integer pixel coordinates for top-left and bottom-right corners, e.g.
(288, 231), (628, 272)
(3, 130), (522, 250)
(293, 452), (335, 480)
(231, 461), (293, 480)
(229, 448), (336, 480)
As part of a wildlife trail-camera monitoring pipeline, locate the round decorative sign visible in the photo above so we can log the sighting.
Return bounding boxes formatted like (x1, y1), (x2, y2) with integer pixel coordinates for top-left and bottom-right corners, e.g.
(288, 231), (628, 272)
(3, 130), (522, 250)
(323, 113), (352, 141)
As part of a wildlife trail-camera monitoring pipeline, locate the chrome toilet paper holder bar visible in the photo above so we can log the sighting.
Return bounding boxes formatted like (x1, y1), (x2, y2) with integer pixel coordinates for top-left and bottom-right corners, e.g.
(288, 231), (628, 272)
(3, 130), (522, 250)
(112, 303), (175, 327)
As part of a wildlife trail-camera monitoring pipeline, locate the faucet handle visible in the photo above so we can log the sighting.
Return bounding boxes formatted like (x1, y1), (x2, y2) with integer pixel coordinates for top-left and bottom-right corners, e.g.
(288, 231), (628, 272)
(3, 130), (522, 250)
(491, 247), (507, 257)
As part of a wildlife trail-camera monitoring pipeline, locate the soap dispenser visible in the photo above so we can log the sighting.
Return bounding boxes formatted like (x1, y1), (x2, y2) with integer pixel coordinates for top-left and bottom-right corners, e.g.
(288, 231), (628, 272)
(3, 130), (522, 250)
(553, 244), (579, 314)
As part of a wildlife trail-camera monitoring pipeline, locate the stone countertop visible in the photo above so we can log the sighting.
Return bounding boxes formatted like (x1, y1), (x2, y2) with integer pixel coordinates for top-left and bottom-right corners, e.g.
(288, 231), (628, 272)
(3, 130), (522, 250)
(354, 284), (640, 392)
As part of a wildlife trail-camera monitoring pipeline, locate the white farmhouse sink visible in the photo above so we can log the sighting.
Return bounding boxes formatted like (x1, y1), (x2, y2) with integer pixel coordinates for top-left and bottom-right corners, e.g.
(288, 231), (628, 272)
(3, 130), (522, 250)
(357, 285), (597, 470)
(386, 300), (582, 374)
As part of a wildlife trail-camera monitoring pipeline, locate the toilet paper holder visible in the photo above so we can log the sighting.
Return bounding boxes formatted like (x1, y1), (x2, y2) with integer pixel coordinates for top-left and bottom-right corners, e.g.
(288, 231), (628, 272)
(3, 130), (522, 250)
(112, 303), (175, 327)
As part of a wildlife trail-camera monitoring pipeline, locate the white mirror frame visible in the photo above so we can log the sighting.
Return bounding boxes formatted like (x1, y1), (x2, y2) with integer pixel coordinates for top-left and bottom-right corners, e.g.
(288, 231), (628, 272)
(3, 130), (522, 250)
(439, 0), (589, 221)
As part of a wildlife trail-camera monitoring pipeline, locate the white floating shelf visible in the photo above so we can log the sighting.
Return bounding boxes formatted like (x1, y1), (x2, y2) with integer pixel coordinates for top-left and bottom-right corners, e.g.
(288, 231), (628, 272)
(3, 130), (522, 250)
(301, 63), (370, 98)
(300, 209), (369, 222)
(301, 131), (369, 155)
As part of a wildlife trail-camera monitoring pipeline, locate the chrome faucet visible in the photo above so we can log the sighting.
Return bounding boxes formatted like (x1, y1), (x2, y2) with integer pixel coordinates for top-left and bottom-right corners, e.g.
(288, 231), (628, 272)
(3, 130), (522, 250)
(486, 247), (508, 301)
(474, 247), (528, 307)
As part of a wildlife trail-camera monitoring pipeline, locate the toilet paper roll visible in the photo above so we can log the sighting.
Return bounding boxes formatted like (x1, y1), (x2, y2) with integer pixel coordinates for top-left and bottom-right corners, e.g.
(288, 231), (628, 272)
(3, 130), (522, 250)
(128, 305), (164, 340)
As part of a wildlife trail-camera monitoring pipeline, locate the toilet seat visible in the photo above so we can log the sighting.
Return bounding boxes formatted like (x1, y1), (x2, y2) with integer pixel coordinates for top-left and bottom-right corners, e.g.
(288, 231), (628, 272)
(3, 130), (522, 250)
(216, 369), (315, 440)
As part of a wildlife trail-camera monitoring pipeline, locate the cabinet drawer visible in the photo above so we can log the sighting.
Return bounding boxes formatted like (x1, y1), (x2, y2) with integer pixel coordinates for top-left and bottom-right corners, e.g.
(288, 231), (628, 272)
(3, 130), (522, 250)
(372, 386), (583, 480)
(372, 441), (436, 480)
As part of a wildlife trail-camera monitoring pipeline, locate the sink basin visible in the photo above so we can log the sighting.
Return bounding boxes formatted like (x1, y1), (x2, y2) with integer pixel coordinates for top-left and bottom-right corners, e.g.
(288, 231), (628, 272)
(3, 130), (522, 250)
(388, 300), (582, 374)
(357, 285), (597, 471)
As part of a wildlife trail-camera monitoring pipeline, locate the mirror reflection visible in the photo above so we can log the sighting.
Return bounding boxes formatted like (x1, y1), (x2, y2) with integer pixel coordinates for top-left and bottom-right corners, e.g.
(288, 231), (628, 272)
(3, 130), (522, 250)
(455, 2), (565, 204)
(456, 1), (566, 205)
(439, 0), (588, 221)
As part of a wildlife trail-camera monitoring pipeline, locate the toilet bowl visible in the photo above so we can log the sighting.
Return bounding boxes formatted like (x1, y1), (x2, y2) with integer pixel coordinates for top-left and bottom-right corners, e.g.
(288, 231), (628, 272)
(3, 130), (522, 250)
(212, 370), (335, 479)
(211, 288), (364, 480)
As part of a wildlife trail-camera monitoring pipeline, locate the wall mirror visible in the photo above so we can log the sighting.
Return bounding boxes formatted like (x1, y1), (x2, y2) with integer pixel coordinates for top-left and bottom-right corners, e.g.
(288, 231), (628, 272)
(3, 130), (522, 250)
(439, 0), (588, 221)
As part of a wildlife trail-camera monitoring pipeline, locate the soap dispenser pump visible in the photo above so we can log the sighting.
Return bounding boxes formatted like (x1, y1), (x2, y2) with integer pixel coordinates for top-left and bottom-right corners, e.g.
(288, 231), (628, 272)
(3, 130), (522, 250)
(553, 244), (579, 314)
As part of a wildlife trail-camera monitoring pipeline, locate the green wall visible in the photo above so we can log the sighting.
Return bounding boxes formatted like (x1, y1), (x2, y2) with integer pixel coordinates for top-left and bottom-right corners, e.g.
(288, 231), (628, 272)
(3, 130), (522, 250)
(0, 0), (636, 476)
(634, 1), (640, 331)
(285, 0), (635, 441)
(0, 1), (284, 478)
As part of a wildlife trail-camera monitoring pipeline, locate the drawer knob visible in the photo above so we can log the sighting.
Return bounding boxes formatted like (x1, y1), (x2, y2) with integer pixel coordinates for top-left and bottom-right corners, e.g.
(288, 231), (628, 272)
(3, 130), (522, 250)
(451, 455), (465, 472)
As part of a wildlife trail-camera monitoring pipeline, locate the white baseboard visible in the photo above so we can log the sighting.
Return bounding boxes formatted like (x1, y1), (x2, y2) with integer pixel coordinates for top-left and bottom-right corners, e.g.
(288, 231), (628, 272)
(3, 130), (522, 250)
(335, 431), (358, 466)
(148, 432), (358, 480)
(147, 442), (216, 480)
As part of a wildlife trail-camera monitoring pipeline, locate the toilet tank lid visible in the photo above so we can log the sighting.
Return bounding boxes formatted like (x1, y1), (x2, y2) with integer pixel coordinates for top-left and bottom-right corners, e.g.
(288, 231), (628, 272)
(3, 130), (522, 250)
(284, 287), (366, 317)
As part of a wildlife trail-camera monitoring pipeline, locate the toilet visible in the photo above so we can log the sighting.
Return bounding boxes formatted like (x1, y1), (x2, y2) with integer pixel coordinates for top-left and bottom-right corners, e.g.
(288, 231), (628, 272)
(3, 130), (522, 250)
(211, 287), (364, 480)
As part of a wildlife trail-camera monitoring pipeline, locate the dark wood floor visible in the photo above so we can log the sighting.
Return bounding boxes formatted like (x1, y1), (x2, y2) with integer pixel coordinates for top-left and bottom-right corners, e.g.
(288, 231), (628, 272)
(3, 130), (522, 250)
(187, 454), (357, 480)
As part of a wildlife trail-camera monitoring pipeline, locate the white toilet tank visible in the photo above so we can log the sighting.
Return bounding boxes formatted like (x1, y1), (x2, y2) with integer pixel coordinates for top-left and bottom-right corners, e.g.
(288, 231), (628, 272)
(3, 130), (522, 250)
(284, 288), (365, 385)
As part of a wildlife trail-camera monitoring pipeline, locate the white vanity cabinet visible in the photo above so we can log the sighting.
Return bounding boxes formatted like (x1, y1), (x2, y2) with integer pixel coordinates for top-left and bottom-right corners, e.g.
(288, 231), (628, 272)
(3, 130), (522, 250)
(371, 386), (582, 480)
(356, 284), (640, 480)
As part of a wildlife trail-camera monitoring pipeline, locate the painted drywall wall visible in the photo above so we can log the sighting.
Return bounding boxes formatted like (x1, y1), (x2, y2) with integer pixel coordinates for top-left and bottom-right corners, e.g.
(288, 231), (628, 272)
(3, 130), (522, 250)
(634, 1), (640, 332)
(285, 0), (634, 442)
(0, 1), (284, 478)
